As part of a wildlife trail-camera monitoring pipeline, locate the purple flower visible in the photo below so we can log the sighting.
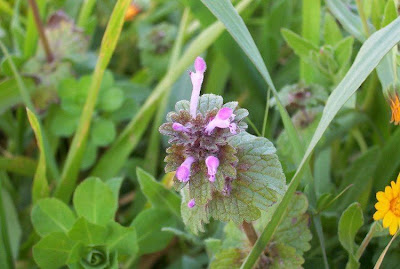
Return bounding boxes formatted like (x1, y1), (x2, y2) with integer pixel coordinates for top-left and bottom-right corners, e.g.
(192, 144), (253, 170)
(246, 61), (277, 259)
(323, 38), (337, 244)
(188, 199), (196, 208)
(176, 156), (195, 182)
(205, 107), (236, 134)
(189, 57), (207, 118)
(172, 122), (189, 132)
(205, 156), (220, 182)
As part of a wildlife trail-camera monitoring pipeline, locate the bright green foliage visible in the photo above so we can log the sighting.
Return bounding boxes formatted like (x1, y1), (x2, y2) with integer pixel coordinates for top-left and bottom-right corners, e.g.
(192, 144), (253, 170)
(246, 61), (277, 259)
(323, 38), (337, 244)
(208, 193), (312, 268)
(338, 203), (364, 269)
(32, 177), (137, 269)
(73, 177), (117, 226)
(31, 198), (76, 236)
(136, 168), (181, 217)
(131, 208), (176, 255)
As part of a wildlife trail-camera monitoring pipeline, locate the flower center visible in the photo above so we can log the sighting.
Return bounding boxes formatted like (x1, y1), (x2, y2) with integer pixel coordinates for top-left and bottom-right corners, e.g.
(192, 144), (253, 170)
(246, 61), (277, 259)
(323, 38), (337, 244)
(390, 196), (400, 216)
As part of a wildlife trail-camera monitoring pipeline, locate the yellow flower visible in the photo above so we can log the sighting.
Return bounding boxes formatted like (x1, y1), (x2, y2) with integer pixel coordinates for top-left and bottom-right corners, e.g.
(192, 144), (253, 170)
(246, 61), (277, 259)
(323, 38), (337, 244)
(389, 93), (400, 125)
(374, 173), (400, 235)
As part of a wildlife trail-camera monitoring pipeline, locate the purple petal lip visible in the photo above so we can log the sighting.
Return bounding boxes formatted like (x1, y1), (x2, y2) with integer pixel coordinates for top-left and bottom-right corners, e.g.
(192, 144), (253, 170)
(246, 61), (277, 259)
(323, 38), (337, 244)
(188, 199), (196, 208)
(172, 122), (189, 132)
(206, 156), (219, 182)
(176, 156), (195, 182)
(217, 107), (233, 120)
(176, 166), (190, 182)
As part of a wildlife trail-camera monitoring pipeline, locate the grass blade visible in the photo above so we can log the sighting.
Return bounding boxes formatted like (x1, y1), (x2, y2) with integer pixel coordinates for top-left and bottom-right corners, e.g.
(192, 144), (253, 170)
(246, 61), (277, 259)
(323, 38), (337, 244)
(301, 0), (320, 82)
(26, 108), (49, 203)
(54, 0), (131, 202)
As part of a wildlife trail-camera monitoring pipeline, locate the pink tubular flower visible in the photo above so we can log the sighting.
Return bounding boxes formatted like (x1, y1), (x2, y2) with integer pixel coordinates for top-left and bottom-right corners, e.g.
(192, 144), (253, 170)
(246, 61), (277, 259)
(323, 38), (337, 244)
(188, 199), (196, 208)
(176, 156), (195, 182)
(172, 122), (189, 132)
(205, 156), (220, 182)
(205, 107), (236, 134)
(189, 57), (207, 118)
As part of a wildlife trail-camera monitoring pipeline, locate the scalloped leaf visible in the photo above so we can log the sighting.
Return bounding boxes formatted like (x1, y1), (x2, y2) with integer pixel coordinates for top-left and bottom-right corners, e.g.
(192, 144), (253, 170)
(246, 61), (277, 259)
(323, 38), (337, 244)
(182, 132), (286, 234)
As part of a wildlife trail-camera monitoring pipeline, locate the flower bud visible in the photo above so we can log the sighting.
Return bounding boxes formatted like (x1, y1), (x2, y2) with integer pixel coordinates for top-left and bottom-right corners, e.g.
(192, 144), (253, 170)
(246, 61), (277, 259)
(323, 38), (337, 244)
(188, 199), (196, 208)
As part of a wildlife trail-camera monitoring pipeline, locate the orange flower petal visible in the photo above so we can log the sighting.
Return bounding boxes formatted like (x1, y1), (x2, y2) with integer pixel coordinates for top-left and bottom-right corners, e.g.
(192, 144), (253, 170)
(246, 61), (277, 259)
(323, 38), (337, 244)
(385, 186), (393, 200)
(383, 211), (395, 228)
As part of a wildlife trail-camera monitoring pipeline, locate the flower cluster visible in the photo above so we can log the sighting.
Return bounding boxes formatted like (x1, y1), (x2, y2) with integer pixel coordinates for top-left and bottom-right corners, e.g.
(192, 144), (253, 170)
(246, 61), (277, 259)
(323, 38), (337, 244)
(374, 173), (400, 235)
(159, 57), (248, 208)
(389, 93), (400, 125)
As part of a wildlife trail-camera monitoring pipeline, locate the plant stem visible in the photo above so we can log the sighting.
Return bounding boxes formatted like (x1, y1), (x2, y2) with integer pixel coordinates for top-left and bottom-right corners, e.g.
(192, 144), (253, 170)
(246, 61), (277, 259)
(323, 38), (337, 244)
(374, 230), (399, 269)
(356, 222), (377, 259)
(242, 221), (258, 246)
(356, 0), (370, 37)
(28, 0), (54, 62)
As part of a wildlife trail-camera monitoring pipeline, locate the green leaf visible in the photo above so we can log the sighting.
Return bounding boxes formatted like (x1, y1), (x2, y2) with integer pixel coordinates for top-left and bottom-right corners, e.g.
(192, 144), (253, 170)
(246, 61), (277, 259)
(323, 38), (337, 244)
(27, 108), (50, 203)
(54, 0), (132, 203)
(105, 177), (124, 200)
(182, 132), (286, 234)
(270, 192), (312, 256)
(31, 198), (76, 237)
(334, 36), (354, 67)
(324, 13), (343, 46)
(339, 147), (380, 210)
(281, 28), (319, 59)
(242, 17), (400, 269)
(90, 118), (116, 147)
(326, 0), (366, 42)
(106, 222), (138, 255)
(49, 107), (78, 137)
(68, 217), (108, 246)
(338, 203), (364, 255)
(73, 177), (117, 225)
(99, 87), (124, 112)
(33, 232), (76, 269)
(381, 0), (397, 28)
(136, 168), (181, 218)
(131, 208), (176, 255)
(210, 248), (243, 269)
